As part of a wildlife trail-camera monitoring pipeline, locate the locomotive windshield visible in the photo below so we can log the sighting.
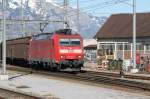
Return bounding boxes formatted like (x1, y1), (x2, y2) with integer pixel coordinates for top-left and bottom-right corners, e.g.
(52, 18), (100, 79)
(60, 39), (80, 46)
(60, 39), (70, 46)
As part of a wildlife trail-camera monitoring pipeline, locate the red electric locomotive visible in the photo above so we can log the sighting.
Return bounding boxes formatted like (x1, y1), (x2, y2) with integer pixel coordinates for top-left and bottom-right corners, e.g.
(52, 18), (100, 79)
(29, 29), (84, 71)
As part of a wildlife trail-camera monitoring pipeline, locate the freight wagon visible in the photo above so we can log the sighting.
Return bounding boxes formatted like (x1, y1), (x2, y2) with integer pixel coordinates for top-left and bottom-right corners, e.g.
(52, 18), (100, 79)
(6, 37), (31, 66)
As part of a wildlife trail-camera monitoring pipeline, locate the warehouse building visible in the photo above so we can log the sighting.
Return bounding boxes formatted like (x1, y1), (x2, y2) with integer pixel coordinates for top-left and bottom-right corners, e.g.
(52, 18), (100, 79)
(95, 13), (150, 71)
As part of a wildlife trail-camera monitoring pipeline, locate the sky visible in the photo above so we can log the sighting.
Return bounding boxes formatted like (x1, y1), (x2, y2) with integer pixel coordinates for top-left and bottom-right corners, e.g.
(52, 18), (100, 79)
(65, 0), (150, 17)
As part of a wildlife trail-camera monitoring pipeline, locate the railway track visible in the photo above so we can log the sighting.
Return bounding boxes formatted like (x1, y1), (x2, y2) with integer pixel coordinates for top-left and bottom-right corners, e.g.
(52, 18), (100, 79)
(7, 65), (150, 91)
(86, 71), (150, 80)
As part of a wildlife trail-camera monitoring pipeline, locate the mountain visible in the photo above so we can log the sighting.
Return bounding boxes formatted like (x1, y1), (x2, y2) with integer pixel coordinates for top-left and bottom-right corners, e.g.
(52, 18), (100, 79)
(0, 0), (107, 39)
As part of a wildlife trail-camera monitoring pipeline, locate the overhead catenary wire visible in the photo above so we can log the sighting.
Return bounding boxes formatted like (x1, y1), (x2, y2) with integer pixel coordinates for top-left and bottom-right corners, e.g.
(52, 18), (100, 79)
(0, 19), (63, 24)
(82, 0), (130, 12)
(63, 0), (130, 17)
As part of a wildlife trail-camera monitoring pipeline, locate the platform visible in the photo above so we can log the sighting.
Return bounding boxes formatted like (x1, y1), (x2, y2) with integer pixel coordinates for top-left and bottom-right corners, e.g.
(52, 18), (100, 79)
(0, 70), (149, 99)
(0, 75), (8, 80)
(0, 67), (9, 80)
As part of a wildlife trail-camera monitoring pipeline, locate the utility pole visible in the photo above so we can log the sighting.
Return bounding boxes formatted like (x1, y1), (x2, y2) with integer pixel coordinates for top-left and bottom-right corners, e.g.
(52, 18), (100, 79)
(77, 0), (80, 33)
(2, 0), (6, 75)
(131, 0), (138, 73)
(0, 0), (8, 80)
(21, 0), (25, 37)
(64, 0), (69, 29)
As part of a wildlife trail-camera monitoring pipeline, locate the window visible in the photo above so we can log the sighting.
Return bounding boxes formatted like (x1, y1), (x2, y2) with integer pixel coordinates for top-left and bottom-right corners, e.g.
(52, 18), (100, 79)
(117, 44), (123, 50)
(70, 39), (80, 46)
(102, 45), (105, 49)
(60, 39), (70, 46)
(136, 44), (144, 50)
(106, 49), (114, 55)
(124, 44), (131, 50)
(146, 45), (150, 50)
(60, 38), (80, 46)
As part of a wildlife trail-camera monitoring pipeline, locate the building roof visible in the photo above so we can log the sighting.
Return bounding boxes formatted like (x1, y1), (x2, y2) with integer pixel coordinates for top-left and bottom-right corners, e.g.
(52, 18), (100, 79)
(84, 45), (97, 50)
(95, 13), (150, 39)
(83, 39), (97, 47)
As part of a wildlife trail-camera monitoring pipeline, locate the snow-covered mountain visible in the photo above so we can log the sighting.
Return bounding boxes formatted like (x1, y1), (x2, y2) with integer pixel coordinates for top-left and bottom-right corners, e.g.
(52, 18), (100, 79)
(0, 0), (107, 39)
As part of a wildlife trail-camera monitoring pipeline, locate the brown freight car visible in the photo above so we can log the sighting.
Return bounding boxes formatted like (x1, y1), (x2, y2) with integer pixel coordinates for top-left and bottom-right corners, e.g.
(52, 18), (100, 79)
(6, 37), (31, 65)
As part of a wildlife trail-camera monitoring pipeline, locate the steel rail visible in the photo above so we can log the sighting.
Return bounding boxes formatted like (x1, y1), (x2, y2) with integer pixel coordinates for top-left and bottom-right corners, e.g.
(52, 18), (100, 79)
(6, 65), (150, 91)
(86, 71), (150, 80)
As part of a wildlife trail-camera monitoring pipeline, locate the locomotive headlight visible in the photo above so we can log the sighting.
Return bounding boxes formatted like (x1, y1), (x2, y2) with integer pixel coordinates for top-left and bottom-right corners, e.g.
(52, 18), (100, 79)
(60, 55), (65, 59)
(78, 55), (82, 58)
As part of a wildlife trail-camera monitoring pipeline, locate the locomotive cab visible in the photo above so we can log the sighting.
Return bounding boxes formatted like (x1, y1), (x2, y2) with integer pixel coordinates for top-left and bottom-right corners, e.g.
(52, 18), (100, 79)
(54, 29), (84, 71)
(59, 38), (84, 70)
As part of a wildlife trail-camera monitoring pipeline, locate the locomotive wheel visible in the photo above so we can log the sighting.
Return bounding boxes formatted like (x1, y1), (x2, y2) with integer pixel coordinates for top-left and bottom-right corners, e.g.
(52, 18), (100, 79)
(42, 62), (46, 70)
(45, 62), (51, 70)
(32, 62), (39, 70)
(46, 63), (51, 70)
(51, 63), (60, 71)
(51, 67), (57, 71)
(32, 64), (37, 70)
(56, 64), (61, 71)
(39, 62), (44, 70)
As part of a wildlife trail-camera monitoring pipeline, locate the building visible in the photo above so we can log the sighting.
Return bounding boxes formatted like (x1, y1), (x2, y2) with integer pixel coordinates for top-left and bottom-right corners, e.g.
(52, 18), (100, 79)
(83, 39), (97, 62)
(84, 45), (97, 62)
(95, 13), (150, 70)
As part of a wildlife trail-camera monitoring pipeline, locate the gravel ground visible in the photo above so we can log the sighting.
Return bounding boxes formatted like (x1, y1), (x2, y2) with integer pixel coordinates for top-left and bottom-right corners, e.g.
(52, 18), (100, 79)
(0, 71), (149, 99)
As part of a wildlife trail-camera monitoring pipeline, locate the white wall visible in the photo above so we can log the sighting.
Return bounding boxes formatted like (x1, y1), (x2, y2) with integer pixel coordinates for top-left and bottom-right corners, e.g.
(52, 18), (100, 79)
(83, 39), (97, 47)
